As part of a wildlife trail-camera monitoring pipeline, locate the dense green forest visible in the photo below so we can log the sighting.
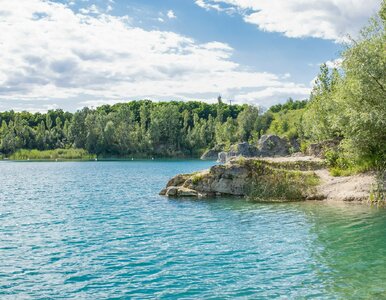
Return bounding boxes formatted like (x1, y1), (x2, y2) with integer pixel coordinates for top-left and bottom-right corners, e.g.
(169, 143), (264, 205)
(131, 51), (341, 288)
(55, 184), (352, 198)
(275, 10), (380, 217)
(0, 2), (385, 177)
(0, 98), (304, 158)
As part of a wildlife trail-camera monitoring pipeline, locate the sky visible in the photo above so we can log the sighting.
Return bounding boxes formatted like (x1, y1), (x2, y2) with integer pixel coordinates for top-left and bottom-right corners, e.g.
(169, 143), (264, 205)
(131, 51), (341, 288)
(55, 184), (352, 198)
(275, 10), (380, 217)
(0, 0), (382, 112)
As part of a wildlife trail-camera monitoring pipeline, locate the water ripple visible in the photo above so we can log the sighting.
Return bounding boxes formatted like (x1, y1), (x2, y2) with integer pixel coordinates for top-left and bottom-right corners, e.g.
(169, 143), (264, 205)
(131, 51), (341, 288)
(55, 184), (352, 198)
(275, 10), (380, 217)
(0, 161), (386, 299)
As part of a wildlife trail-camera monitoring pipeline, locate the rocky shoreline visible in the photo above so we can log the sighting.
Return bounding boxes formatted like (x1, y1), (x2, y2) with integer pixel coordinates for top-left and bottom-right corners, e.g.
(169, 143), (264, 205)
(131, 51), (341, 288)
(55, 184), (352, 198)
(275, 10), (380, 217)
(160, 156), (375, 203)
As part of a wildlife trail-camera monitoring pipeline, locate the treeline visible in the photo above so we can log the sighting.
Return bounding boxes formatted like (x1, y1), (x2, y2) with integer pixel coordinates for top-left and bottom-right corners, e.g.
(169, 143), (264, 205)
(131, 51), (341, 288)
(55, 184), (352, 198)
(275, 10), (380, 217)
(0, 100), (275, 157)
(0, 99), (307, 158)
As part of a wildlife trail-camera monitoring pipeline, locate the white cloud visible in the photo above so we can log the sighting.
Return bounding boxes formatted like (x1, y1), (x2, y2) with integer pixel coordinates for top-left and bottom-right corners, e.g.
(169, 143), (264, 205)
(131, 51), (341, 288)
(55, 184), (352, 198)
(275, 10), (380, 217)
(79, 4), (101, 14)
(0, 0), (311, 111)
(325, 58), (343, 68)
(234, 84), (310, 108)
(167, 10), (176, 19)
(195, 0), (223, 11)
(196, 0), (381, 42)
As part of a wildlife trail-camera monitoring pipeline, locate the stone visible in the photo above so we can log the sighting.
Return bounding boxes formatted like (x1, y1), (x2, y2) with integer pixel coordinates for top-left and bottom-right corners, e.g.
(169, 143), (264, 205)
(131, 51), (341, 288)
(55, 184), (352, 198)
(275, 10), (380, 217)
(217, 151), (228, 163)
(217, 142), (259, 163)
(229, 142), (259, 157)
(217, 136), (291, 163)
(306, 139), (341, 158)
(257, 135), (289, 157)
(289, 137), (301, 153)
(200, 149), (219, 160)
(166, 174), (189, 188)
(165, 186), (178, 196)
(177, 187), (198, 197)
(201, 144), (225, 160)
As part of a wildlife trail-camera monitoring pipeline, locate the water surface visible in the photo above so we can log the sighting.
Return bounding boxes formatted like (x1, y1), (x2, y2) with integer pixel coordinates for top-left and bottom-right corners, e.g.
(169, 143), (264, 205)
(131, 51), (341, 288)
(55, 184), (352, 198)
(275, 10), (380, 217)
(1, 161), (385, 299)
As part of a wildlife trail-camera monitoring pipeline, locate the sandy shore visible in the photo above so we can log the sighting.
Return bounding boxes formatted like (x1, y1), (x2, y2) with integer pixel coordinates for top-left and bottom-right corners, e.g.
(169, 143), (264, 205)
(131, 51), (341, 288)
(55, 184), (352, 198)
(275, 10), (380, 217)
(265, 156), (375, 202)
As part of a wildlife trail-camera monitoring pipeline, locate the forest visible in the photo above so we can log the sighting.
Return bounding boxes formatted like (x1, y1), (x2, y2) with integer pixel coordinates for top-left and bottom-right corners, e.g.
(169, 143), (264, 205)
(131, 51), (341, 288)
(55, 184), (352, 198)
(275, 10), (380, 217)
(0, 2), (385, 177)
(0, 99), (283, 158)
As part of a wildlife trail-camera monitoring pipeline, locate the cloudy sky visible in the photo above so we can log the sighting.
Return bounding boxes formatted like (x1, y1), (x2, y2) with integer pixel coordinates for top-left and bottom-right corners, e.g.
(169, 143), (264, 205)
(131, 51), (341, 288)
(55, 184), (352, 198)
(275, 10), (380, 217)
(0, 0), (381, 112)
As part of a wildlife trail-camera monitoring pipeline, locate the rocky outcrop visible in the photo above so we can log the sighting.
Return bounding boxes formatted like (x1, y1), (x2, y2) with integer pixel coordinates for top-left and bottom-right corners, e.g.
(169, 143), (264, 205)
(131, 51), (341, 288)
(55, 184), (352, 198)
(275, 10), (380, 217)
(201, 144), (225, 160)
(257, 135), (290, 157)
(217, 142), (259, 163)
(160, 156), (375, 203)
(289, 137), (301, 153)
(306, 139), (341, 158)
(217, 135), (291, 163)
(200, 149), (219, 160)
(160, 156), (325, 200)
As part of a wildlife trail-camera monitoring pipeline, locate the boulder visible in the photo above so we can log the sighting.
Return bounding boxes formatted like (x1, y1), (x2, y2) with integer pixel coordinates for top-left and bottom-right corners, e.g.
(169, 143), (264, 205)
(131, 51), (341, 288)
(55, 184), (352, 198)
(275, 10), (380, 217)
(217, 142), (259, 163)
(217, 136), (291, 163)
(289, 137), (301, 153)
(162, 186), (201, 197)
(165, 186), (179, 197)
(257, 135), (289, 157)
(229, 142), (259, 157)
(201, 149), (220, 160)
(166, 174), (189, 187)
(306, 139), (341, 158)
(201, 144), (225, 160)
(159, 188), (167, 195)
(217, 152), (228, 163)
(177, 187), (198, 197)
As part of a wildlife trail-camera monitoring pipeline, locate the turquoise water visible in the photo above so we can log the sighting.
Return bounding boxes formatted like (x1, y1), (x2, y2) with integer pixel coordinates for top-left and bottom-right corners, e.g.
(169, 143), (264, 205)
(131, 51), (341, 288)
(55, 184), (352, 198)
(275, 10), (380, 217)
(1, 160), (386, 299)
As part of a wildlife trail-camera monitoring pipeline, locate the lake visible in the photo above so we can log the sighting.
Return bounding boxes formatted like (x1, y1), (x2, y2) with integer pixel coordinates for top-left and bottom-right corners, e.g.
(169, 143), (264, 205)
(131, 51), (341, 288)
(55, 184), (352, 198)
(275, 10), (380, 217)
(1, 160), (385, 299)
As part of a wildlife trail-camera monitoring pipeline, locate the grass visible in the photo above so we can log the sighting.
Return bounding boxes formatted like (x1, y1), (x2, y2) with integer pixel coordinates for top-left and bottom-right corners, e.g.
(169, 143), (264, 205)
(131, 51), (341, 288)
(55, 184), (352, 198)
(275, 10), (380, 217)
(9, 149), (96, 160)
(324, 148), (378, 177)
(245, 159), (320, 201)
(191, 173), (205, 185)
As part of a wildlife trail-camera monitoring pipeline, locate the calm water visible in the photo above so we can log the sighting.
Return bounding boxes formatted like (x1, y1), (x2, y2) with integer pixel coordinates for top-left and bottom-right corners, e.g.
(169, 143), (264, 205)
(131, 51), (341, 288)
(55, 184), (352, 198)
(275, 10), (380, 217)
(1, 160), (386, 299)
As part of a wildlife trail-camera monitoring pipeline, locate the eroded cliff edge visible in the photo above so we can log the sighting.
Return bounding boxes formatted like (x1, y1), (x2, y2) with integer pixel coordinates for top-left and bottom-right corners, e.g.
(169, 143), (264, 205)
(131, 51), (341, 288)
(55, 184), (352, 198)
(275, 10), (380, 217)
(159, 156), (375, 202)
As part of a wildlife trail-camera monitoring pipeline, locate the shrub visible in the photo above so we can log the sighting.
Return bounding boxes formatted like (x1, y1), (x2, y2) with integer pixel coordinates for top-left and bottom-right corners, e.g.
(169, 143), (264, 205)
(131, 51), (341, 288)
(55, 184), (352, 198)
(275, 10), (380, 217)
(246, 161), (319, 201)
(10, 149), (95, 160)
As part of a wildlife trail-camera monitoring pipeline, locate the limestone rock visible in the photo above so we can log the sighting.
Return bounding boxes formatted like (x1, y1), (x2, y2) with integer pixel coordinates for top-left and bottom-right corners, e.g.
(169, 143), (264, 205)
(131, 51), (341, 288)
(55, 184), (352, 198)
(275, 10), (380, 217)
(166, 174), (189, 188)
(306, 139), (341, 158)
(217, 135), (292, 163)
(200, 149), (219, 160)
(165, 186), (179, 197)
(201, 144), (225, 160)
(257, 135), (289, 157)
(217, 151), (228, 163)
(178, 187), (199, 197)
(160, 156), (374, 203)
(217, 142), (259, 163)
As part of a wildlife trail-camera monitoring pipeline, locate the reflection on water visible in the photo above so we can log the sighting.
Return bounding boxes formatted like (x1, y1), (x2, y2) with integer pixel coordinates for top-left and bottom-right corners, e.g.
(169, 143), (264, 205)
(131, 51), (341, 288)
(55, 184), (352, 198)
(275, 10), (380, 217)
(0, 161), (385, 298)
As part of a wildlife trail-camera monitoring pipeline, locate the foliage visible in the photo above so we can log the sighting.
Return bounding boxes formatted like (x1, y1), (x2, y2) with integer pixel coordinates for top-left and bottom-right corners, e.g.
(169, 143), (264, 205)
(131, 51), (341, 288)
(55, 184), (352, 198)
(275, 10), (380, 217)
(246, 161), (319, 201)
(266, 108), (305, 140)
(0, 101), (257, 158)
(10, 149), (95, 160)
(254, 99), (307, 140)
(269, 98), (307, 113)
(302, 4), (386, 173)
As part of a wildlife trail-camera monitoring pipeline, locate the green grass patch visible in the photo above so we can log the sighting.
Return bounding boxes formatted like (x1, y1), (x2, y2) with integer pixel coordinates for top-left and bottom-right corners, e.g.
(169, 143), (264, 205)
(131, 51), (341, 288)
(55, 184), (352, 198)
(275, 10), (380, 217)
(10, 149), (96, 160)
(246, 160), (320, 201)
(191, 173), (205, 185)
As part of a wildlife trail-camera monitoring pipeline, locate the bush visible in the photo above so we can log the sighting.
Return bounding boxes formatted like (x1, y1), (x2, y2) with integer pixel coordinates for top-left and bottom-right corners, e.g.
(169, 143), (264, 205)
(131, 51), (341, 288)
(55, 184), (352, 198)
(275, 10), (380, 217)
(246, 161), (319, 201)
(10, 149), (95, 160)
